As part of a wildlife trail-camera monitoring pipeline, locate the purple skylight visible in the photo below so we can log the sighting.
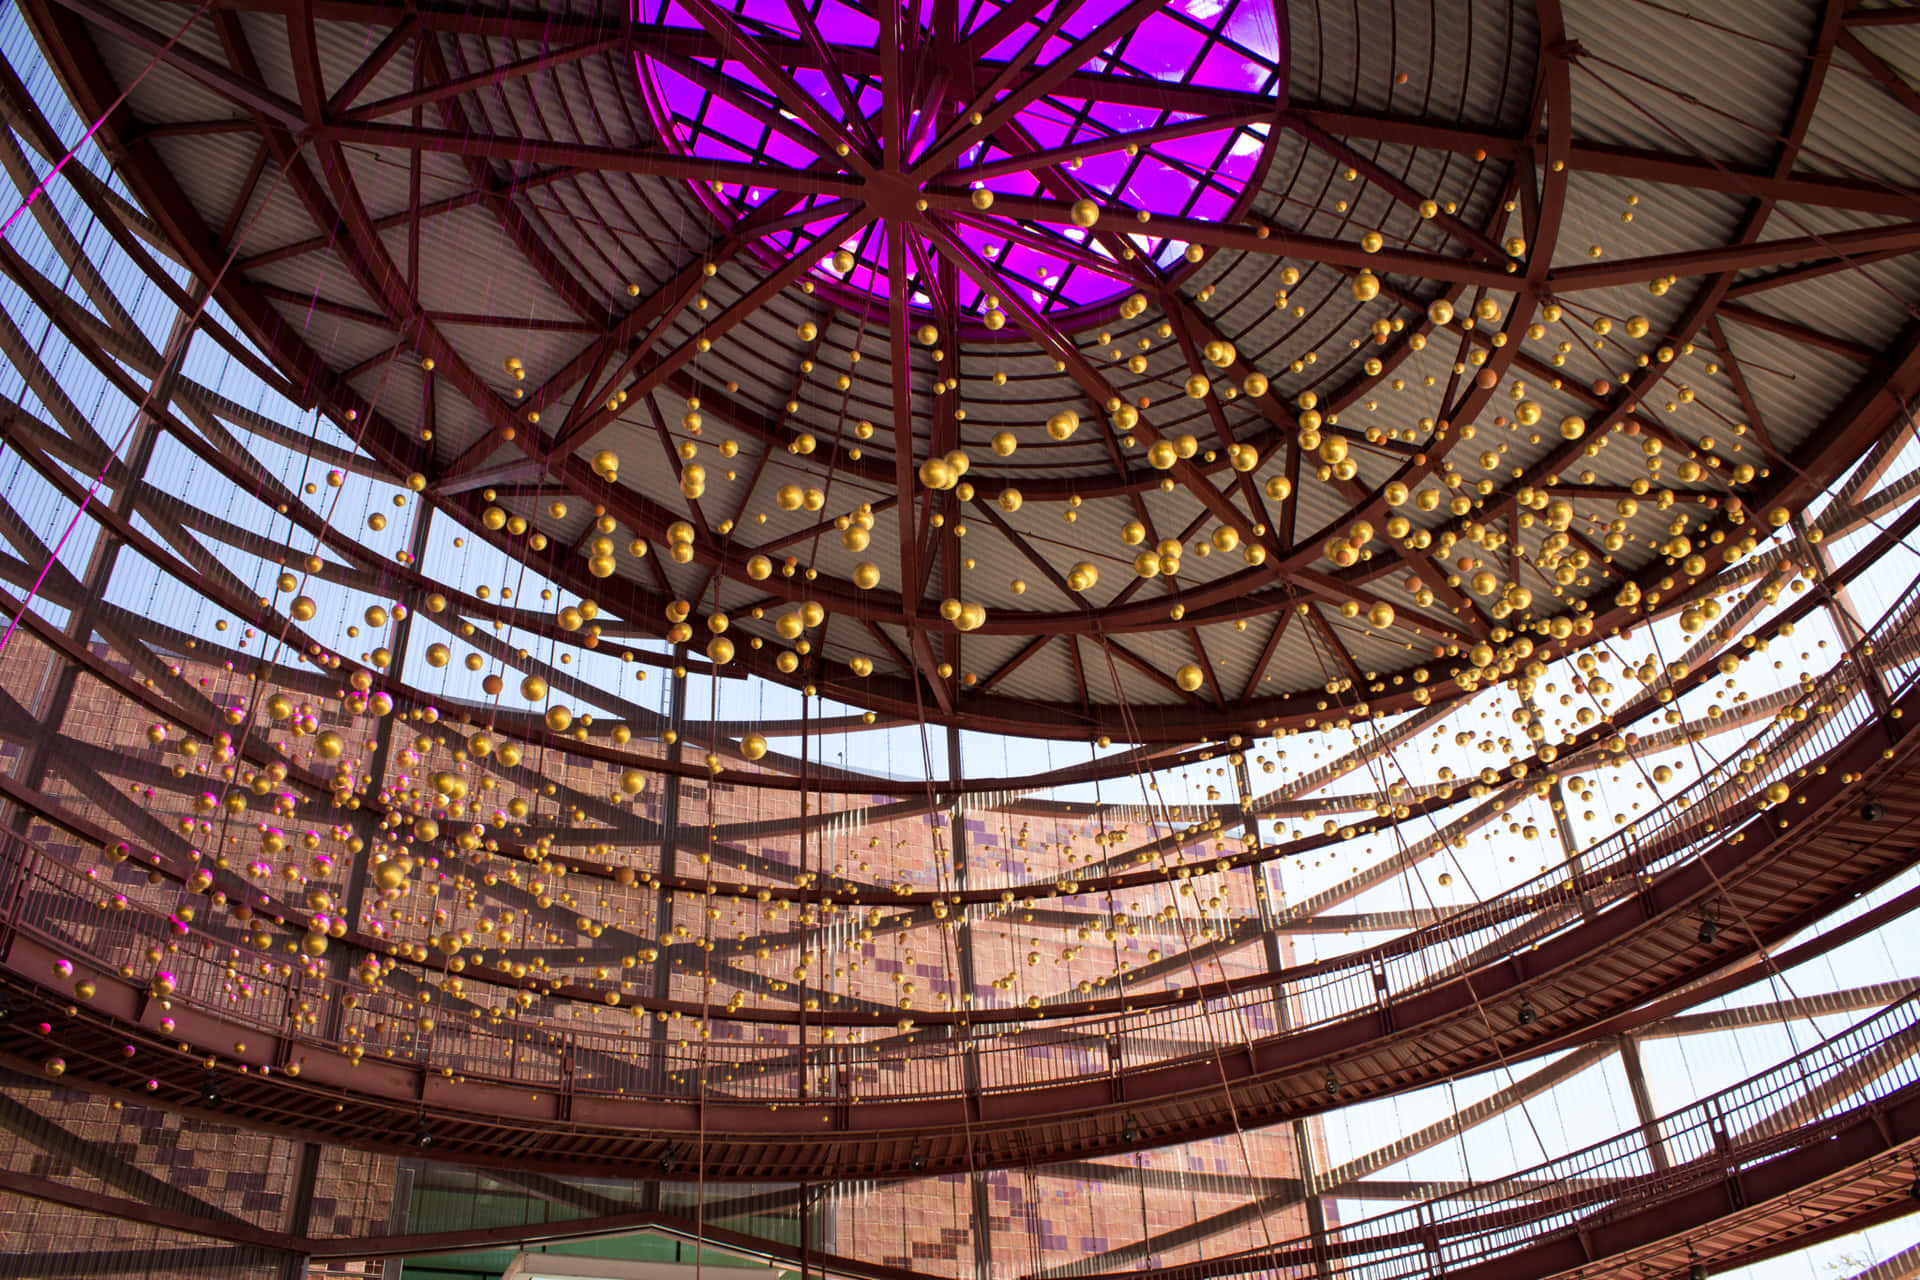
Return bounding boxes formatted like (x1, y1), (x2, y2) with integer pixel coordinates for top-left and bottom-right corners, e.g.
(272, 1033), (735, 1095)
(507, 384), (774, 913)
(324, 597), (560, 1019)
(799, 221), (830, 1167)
(634, 0), (1284, 320)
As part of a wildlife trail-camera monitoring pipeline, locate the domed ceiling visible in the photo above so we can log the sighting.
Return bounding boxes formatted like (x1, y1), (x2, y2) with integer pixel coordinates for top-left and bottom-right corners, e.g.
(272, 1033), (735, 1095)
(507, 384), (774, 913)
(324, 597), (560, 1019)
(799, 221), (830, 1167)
(21, 0), (1920, 748)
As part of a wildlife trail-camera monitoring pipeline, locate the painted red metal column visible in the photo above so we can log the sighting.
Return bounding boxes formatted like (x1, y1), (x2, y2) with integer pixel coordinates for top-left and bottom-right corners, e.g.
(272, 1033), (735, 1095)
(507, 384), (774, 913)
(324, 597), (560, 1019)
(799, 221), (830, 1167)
(1234, 751), (1332, 1277)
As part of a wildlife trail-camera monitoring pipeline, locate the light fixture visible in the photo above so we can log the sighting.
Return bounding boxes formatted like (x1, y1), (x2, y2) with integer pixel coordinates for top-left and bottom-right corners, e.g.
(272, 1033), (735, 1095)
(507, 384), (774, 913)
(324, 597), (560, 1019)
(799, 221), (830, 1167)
(1862, 796), (1886, 822)
(1697, 917), (1719, 945)
(1518, 1002), (1536, 1027)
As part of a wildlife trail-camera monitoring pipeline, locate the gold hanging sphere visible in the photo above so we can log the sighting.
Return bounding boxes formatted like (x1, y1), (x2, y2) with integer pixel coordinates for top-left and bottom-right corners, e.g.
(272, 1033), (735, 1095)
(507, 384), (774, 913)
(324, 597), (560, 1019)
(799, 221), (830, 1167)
(426, 643), (451, 668)
(1069, 198), (1100, 227)
(997, 488), (1023, 513)
(970, 187), (996, 210)
(741, 733), (769, 761)
(290, 596), (316, 622)
(1045, 410), (1080, 441)
(706, 636), (735, 665)
(1175, 664), (1204, 693)
(1121, 520), (1146, 545)
(1368, 602), (1395, 629)
(747, 554), (773, 580)
(545, 705), (573, 732)
(991, 431), (1018, 456)
(1351, 271), (1380, 301)
(853, 561), (881, 590)
(1147, 440), (1177, 469)
(919, 458), (957, 490)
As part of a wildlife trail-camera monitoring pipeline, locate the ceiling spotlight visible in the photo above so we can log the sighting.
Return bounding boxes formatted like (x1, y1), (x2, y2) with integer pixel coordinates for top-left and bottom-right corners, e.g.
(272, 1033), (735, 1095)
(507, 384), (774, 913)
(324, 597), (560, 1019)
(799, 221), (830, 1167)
(1325, 1073), (1339, 1097)
(1697, 918), (1719, 945)
(199, 1075), (220, 1107)
(1861, 796), (1886, 823)
(1518, 1002), (1536, 1027)
(414, 1125), (434, 1149)
(1122, 1123), (1141, 1146)
(658, 1145), (680, 1175)
(1690, 1266), (1708, 1280)
(909, 1144), (927, 1173)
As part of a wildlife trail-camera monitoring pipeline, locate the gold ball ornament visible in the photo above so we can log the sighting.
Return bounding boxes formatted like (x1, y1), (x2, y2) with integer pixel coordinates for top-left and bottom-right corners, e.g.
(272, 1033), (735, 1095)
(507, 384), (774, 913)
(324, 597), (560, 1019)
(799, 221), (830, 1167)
(741, 733), (769, 761)
(1175, 664), (1205, 693)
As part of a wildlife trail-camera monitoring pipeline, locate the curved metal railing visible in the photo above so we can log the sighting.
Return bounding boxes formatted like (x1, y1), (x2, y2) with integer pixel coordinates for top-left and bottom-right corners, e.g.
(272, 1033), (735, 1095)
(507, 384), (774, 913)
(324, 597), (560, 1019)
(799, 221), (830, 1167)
(1081, 989), (1920, 1280)
(0, 587), (1916, 1109)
